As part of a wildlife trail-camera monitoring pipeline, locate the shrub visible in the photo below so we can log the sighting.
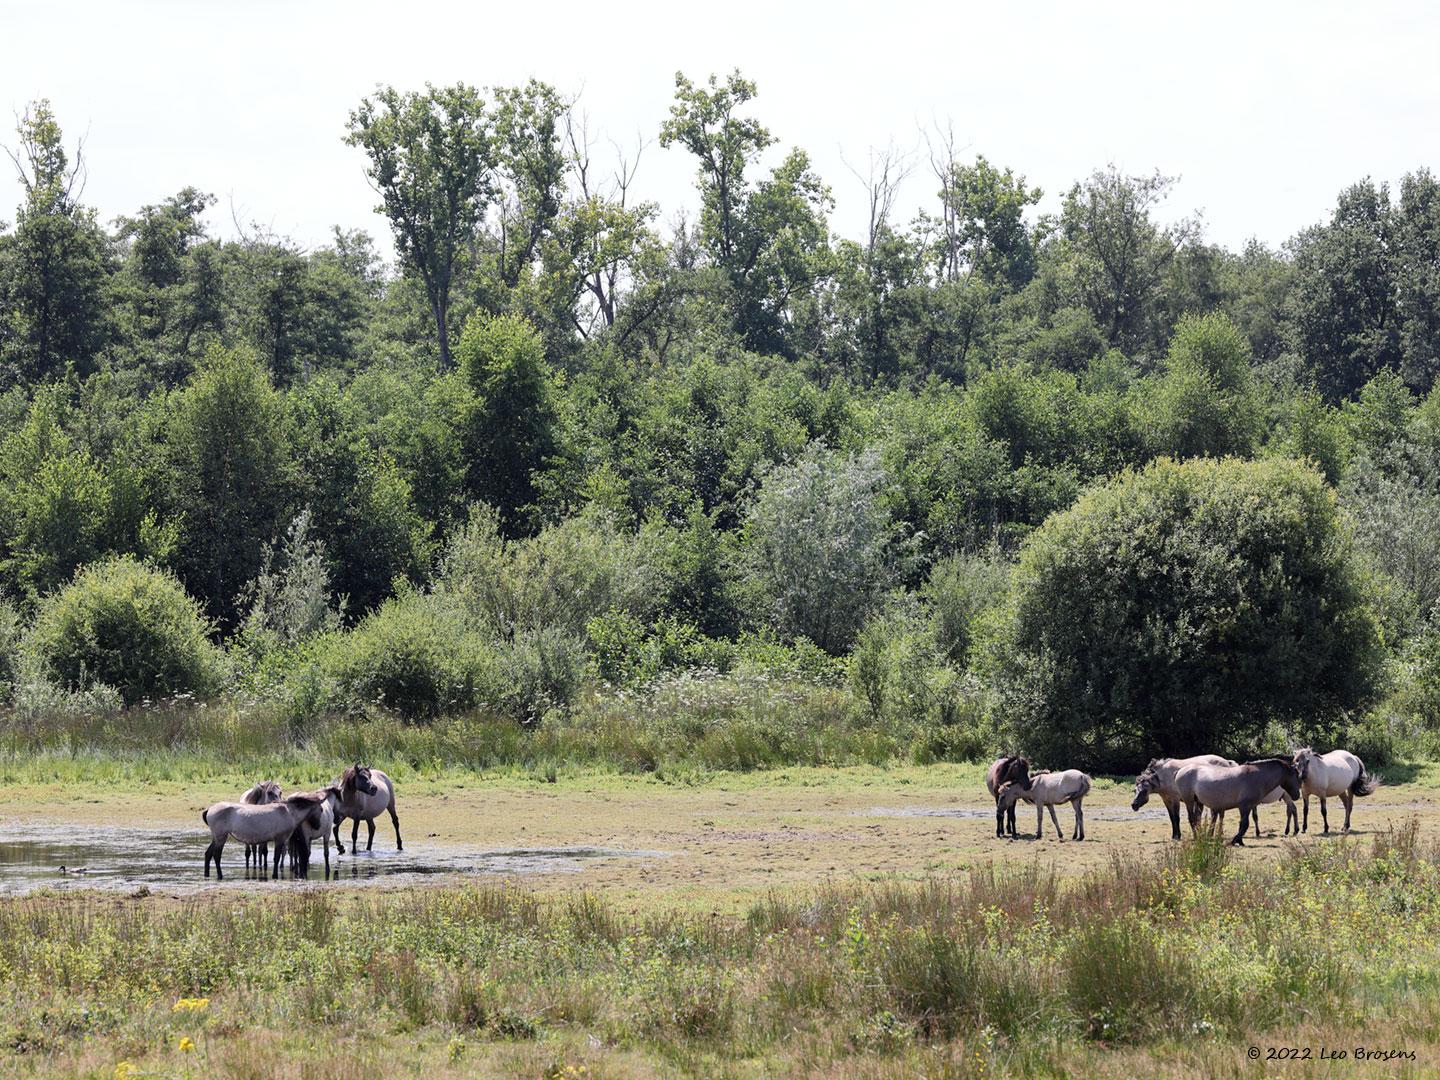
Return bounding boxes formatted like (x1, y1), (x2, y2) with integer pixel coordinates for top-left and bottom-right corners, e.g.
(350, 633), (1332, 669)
(988, 456), (1385, 771)
(27, 555), (226, 704)
(322, 592), (497, 719)
(741, 443), (901, 654)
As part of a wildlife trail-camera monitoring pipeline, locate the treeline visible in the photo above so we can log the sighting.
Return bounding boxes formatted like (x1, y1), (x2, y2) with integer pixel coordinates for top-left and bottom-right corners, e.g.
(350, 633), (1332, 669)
(1, 76), (1439, 769)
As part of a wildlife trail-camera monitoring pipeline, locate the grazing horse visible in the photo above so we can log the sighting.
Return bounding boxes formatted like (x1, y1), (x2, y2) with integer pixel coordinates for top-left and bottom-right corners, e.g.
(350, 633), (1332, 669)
(240, 780), (282, 871)
(202, 796), (323, 879)
(1131, 756), (1236, 839)
(1294, 748), (1379, 834)
(332, 764), (402, 854)
(1176, 758), (1302, 846)
(985, 755), (1032, 838)
(997, 769), (1091, 841)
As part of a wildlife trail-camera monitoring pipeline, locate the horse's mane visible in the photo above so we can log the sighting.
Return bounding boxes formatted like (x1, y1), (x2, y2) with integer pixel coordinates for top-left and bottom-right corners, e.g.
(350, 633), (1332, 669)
(340, 763), (365, 795)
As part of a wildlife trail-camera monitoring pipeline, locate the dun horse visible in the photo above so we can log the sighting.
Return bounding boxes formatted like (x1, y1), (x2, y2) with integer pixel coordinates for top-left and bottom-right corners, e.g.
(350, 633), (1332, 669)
(1130, 755), (1235, 839)
(985, 755), (1032, 838)
(997, 769), (1091, 841)
(1176, 758), (1302, 846)
(287, 785), (341, 878)
(332, 764), (402, 854)
(1294, 748), (1379, 834)
(240, 780), (281, 870)
(202, 795), (325, 879)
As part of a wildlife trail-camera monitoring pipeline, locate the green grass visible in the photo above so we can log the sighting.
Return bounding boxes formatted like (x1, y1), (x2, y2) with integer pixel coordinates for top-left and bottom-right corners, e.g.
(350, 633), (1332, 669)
(6, 822), (1440, 1077)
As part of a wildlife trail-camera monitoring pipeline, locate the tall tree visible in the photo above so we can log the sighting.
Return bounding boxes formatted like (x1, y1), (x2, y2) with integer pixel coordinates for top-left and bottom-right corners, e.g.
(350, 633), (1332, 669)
(0, 100), (113, 380)
(346, 84), (495, 368)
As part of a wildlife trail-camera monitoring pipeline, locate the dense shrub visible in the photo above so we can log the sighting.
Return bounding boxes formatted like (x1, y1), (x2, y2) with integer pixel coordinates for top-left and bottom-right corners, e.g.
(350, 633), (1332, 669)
(988, 456), (1385, 771)
(319, 592), (497, 719)
(27, 555), (227, 704)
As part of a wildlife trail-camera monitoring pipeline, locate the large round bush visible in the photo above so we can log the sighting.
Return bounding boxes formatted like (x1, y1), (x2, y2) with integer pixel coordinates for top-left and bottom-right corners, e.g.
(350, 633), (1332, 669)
(988, 457), (1383, 771)
(29, 555), (226, 704)
(322, 593), (498, 719)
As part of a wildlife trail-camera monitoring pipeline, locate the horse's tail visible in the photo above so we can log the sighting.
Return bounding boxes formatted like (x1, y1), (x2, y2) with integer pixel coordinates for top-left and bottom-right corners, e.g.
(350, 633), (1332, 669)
(201, 808), (209, 825)
(1352, 768), (1379, 797)
(1076, 773), (1092, 800)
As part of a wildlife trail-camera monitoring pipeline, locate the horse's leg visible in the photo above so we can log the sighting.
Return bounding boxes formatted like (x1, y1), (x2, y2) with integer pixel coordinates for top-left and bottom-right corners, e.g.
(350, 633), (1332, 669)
(365, 818), (376, 852)
(1034, 804), (1043, 840)
(1073, 798), (1084, 841)
(1047, 804), (1062, 841)
(1164, 797), (1181, 840)
(210, 836), (226, 880)
(994, 800), (1005, 839)
(1341, 791), (1354, 832)
(1320, 797), (1330, 835)
(1302, 795), (1309, 833)
(1251, 806), (1261, 836)
(389, 806), (402, 851)
(1231, 804), (1250, 846)
(333, 816), (345, 855)
(1288, 799), (1298, 836)
(1007, 803), (1017, 837)
(204, 841), (214, 878)
(323, 834), (331, 877)
(351, 818), (360, 853)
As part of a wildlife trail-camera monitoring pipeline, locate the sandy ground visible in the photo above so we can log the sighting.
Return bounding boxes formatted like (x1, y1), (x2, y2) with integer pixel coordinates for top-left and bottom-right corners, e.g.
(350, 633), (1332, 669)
(3, 765), (1437, 911)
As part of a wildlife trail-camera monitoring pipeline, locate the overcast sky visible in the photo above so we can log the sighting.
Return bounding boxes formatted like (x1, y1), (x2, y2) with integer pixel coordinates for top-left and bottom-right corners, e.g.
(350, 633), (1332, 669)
(3, 0), (1436, 262)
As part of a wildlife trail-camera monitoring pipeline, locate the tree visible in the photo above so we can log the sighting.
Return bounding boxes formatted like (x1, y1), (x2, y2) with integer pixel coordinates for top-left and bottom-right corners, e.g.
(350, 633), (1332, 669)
(0, 100), (113, 380)
(148, 346), (296, 626)
(988, 457), (1384, 771)
(660, 71), (832, 356)
(742, 443), (898, 653)
(1057, 166), (1196, 356)
(455, 313), (556, 529)
(346, 84), (494, 368)
(1285, 179), (1401, 400)
(1146, 312), (1263, 460)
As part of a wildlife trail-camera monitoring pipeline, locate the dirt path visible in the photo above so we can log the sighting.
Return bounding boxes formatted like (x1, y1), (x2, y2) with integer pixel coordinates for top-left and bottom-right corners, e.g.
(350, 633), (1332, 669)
(3, 766), (1436, 911)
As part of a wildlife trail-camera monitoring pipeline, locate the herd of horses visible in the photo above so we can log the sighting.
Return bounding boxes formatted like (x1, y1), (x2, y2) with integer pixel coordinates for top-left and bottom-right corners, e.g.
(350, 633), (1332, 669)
(986, 748), (1379, 845)
(201, 763), (403, 879)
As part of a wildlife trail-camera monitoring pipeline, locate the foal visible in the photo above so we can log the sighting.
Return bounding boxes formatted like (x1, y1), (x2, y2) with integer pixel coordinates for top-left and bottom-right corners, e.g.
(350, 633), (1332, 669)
(997, 769), (1091, 841)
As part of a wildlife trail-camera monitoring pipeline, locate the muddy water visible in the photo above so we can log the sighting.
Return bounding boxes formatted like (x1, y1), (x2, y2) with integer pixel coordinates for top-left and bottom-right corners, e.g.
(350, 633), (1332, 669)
(0, 822), (666, 895)
(863, 804), (1174, 822)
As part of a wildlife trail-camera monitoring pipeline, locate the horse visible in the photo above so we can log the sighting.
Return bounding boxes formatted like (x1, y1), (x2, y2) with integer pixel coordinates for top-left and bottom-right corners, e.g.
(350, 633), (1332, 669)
(332, 764), (402, 855)
(240, 780), (282, 871)
(997, 769), (1091, 841)
(202, 795), (323, 879)
(985, 755), (1032, 838)
(1294, 748), (1379, 834)
(287, 786), (341, 878)
(1175, 758), (1302, 846)
(1131, 756), (1236, 839)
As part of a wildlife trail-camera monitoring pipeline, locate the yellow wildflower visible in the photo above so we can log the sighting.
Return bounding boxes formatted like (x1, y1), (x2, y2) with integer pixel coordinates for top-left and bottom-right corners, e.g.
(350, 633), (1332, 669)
(178, 1036), (195, 1053)
(171, 997), (209, 1013)
(115, 1064), (139, 1080)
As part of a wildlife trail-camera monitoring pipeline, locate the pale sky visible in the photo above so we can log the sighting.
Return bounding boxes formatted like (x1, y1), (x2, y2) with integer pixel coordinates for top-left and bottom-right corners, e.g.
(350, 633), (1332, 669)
(3, 0), (1436, 263)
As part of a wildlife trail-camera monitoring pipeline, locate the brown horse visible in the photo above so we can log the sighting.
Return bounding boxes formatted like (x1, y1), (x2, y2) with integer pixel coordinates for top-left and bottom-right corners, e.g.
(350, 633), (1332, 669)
(985, 755), (1032, 838)
(1177, 758), (1303, 846)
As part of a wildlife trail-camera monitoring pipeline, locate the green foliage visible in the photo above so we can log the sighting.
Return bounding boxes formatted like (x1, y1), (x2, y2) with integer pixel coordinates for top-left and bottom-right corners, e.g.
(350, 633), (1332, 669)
(742, 444), (899, 654)
(320, 591), (496, 720)
(989, 456), (1385, 770)
(1146, 312), (1263, 460)
(27, 555), (226, 704)
(455, 313), (556, 526)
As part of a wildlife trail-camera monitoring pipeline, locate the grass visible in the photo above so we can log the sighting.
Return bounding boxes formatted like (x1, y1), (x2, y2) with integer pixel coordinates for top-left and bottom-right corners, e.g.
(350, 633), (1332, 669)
(4, 825), (1440, 1077)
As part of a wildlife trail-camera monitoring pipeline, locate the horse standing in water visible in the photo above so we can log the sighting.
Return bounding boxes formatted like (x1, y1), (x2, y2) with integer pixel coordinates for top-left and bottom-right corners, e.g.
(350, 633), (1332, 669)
(1294, 748), (1379, 834)
(332, 764), (403, 854)
(985, 756), (1032, 838)
(1176, 758), (1303, 846)
(240, 780), (282, 870)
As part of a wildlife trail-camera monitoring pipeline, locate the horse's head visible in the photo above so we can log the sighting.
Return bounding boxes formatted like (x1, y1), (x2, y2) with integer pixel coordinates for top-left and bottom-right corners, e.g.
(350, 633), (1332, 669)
(1002, 756), (1031, 787)
(1292, 748), (1314, 781)
(996, 780), (1023, 811)
(1279, 759), (1304, 800)
(1132, 768), (1160, 811)
(342, 763), (378, 798)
